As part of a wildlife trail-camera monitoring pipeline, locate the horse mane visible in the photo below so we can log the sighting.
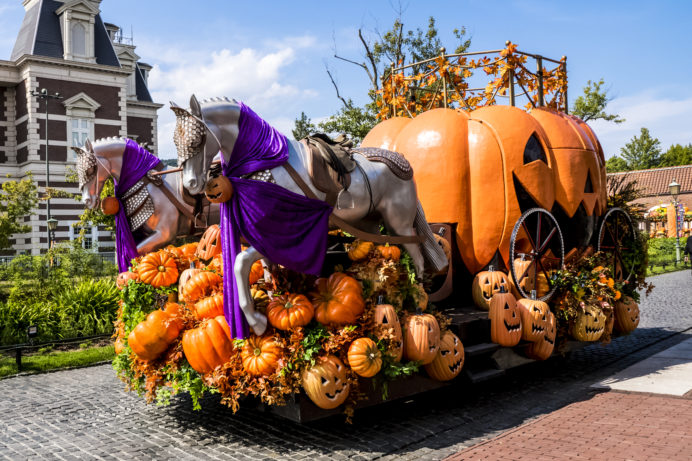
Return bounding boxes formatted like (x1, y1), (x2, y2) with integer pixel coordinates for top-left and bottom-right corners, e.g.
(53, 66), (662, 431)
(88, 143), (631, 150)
(199, 96), (237, 105)
(93, 136), (127, 147)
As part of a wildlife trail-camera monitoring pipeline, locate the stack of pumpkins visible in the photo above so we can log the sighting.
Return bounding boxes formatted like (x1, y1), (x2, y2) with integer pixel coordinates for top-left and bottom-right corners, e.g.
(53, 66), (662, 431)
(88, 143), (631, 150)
(118, 231), (465, 412)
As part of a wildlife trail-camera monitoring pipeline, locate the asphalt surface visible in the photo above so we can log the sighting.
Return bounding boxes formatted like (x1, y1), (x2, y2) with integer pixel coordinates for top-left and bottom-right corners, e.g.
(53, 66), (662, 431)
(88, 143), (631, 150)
(1, 271), (691, 460)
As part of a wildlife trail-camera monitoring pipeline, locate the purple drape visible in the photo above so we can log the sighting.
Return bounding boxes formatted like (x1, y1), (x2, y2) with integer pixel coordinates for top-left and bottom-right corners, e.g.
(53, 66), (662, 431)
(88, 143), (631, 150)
(220, 103), (332, 338)
(114, 139), (161, 272)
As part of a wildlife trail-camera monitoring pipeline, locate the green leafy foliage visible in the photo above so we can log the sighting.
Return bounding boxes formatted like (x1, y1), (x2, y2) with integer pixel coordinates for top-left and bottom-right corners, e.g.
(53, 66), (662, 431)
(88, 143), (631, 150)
(300, 322), (330, 366)
(55, 279), (120, 338)
(374, 339), (420, 400)
(0, 174), (39, 249)
(292, 111), (316, 141)
(659, 143), (692, 167)
(606, 156), (629, 173)
(619, 128), (662, 171)
(571, 79), (624, 124)
(317, 101), (378, 145)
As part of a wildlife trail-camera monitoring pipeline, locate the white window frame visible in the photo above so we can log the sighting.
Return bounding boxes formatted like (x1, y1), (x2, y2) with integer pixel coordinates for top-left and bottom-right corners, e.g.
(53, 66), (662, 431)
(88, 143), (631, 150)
(62, 92), (100, 160)
(69, 223), (99, 252)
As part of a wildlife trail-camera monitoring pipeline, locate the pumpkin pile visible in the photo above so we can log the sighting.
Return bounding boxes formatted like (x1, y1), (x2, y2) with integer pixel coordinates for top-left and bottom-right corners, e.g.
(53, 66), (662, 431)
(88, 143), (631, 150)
(481, 251), (642, 360)
(112, 233), (461, 418)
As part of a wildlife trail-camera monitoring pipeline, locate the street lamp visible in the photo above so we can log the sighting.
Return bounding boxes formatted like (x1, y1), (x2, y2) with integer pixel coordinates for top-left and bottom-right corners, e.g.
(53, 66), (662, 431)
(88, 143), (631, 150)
(31, 88), (63, 250)
(47, 217), (58, 248)
(669, 179), (681, 264)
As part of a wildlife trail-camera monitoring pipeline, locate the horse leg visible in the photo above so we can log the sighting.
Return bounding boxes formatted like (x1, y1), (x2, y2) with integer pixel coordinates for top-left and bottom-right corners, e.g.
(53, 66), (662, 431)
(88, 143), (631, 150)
(233, 247), (268, 335)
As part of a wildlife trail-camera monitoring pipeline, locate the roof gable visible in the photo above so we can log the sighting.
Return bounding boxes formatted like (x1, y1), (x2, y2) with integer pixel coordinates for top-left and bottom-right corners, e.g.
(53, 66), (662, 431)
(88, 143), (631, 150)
(607, 164), (692, 197)
(56, 0), (100, 16)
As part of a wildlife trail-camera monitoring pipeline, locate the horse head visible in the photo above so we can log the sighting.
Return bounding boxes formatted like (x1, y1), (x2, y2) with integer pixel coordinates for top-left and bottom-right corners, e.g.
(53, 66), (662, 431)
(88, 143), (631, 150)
(171, 95), (219, 195)
(73, 138), (105, 209)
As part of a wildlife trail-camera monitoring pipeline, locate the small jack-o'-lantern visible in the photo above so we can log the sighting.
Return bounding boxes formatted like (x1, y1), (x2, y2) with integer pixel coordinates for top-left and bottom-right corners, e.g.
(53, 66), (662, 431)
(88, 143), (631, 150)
(471, 266), (511, 310)
(614, 296), (640, 333)
(517, 292), (550, 342)
(178, 262), (201, 302)
(572, 304), (606, 341)
(403, 313), (440, 364)
(488, 286), (521, 347)
(100, 196), (120, 215)
(204, 176), (233, 203)
(196, 225), (222, 260)
(301, 355), (350, 410)
(509, 253), (535, 297)
(424, 330), (464, 381)
(527, 310), (556, 360)
(374, 303), (403, 362)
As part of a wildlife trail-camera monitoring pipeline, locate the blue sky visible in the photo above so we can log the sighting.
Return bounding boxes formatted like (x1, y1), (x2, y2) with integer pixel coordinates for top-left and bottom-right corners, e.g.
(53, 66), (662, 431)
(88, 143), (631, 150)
(1, 0), (691, 159)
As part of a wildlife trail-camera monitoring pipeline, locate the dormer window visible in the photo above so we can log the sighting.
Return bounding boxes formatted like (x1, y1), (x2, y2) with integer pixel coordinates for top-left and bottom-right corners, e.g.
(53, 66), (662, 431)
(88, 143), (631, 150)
(56, 0), (100, 63)
(71, 22), (86, 56)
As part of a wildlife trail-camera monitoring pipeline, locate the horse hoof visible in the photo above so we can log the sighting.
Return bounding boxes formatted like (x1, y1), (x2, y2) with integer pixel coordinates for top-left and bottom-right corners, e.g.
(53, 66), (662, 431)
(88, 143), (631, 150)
(249, 312), (268, 336)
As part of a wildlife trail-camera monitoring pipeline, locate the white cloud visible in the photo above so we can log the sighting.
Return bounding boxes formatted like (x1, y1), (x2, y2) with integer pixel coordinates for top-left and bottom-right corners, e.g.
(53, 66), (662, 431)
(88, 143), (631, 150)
(589, 89), (692, 158)
(148, 37), (320, 158)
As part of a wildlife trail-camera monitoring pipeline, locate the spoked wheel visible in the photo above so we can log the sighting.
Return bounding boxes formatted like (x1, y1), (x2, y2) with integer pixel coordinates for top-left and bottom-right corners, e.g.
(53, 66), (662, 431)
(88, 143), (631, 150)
(509, 208), (565, 301)
(597, 207), (636, 282)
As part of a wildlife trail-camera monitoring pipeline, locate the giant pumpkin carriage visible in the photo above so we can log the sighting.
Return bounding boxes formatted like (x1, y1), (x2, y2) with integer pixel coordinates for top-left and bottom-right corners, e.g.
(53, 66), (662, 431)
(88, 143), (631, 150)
(107, 44), (642, 422)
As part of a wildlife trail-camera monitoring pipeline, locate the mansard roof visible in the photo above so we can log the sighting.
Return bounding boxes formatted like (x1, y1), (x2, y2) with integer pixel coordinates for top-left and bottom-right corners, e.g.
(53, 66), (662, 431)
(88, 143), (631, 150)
(135, 63), (153, 103)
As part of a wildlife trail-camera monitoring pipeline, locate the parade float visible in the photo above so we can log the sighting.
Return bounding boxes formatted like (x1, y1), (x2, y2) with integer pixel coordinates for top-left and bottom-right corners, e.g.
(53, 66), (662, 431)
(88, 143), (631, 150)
(78, 43), (649, 422)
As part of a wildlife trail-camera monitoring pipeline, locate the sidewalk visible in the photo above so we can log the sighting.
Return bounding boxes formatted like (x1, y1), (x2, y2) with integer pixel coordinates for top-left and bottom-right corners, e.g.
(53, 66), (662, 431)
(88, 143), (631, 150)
(446, 338), (692, 461)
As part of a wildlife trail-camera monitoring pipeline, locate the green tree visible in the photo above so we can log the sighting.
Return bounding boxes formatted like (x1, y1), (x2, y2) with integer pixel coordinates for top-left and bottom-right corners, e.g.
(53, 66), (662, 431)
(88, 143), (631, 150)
(317, 100), (378, 145)
(620, 128), (662, 170)
(659, 143), (692, 167)
(605, 156), (629, 173)
(292, 111), (316, 141)
(571, 79), (625, 123)
(0, 174), (39, 249)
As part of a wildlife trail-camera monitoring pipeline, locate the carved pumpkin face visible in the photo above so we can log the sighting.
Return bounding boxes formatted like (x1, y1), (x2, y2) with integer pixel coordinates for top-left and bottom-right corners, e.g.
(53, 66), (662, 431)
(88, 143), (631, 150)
(488, 288), (522, 347)
(100, 196), (120, 215)
(572, 304), (606, 341)
(527, 311), (556, 360)
(517, 297), (551, 342)
(614, 296), (640, 333)
(509, 254), (535, 297)
(472, 267), (511, 310)
(301, 355), (350, 410)
(424, 331), (464, 381)
(178, 264), (201, 302)
(204, 176), (233, 203)
(374, 304), (403, 362)
(403, 313), (440, 365)
(196, 225), (222, 260)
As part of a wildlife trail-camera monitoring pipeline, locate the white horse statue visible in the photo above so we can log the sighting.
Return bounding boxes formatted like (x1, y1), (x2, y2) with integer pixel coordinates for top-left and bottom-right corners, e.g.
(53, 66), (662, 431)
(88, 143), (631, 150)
(75, 137), (219, 270)
(171, 95), (447, 337)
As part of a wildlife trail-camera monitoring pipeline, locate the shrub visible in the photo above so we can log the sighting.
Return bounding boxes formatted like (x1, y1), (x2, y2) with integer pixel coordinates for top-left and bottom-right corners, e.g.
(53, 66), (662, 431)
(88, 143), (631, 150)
(55, 279), (120, 339)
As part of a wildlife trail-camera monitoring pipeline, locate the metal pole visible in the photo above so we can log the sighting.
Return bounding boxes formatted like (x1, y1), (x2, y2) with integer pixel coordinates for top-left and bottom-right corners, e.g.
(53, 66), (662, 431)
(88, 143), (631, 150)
(45, 96), (51, 249)
(508, 68), (515, 107)
(562, 56), (568, 113)
(675, 199), (681, 264)
(440, 47), (448, 108)
(536, 56), (544, 107)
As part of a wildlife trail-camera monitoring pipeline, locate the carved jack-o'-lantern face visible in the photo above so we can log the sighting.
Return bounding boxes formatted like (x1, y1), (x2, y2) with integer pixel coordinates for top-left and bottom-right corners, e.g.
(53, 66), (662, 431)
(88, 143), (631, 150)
(614, 296), (640, 333)
(572, 304), (606, 341)
(374, 304), (403, 362)
(471, 267), (511, 310)
(403, 313), (440, 365)
(488, 288), (522, 347)
(100, 196), (120, 215)
(204, 176), (233, 203)
(517, 296), (551, 342)
(424, 330), (464, 381)
(301, 355), (350, 410)
(196, 225), (222, 260)
(527, 311), (556, 360)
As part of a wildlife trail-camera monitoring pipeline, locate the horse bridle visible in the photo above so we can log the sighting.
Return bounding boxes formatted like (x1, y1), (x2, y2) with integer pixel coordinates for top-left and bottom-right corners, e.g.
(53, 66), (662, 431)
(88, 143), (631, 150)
(172, 106), (223, 186)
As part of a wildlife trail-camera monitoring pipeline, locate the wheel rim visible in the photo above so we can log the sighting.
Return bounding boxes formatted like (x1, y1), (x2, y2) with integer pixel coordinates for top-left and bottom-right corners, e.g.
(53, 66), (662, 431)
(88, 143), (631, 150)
(509, 208), (565, 301)
(597, 207), (635, 282)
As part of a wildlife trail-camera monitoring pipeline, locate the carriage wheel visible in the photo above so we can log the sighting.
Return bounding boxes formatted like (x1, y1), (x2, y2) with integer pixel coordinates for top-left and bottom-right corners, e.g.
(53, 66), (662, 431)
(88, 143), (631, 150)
(509, 208), (565, 302)
(597, 207), (635, 282)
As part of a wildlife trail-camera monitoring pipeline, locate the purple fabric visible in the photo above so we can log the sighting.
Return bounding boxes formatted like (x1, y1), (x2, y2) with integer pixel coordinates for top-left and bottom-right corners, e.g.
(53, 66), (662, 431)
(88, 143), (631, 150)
(220, 103), (332, 338)
(113, 139), (161, 272)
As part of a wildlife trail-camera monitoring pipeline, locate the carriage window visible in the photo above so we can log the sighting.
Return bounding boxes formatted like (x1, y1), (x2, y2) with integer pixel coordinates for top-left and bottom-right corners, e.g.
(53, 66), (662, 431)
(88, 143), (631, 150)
(523, 134), (547, 164)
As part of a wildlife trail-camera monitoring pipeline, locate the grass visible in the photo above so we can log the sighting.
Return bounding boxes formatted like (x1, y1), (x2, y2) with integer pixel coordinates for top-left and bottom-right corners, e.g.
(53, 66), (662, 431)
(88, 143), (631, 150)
(0, 344), (114, 378)
(647, 260), (691, 276)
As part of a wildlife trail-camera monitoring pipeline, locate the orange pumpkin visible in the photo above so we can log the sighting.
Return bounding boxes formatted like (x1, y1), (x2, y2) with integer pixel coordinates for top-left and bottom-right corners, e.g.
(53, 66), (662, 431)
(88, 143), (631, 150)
(362, 106), (605, 273)
(184, 271), (222, 303)
(377, 244), (401, 262)
(614, 296), (640, 333)
(373, 303), (403, 361)
(204, 175), (233, 203)
(251, 287), (270, 312)
(206, 253), (223, 275)
(266, 294), (314, 330)
(311, 273), (365, 326)
(301, 355), (350, 409)
(169, 242), (198, 262)
(116, 270), (139, 289)
(114, 337), (125, 355)
(248, 260), (264, 285)
(137, 251), (179, 287)
(241, 335), (283, 376)
(517, 295), (551, 342)
(128, 303), (183, 361)
(403, 313), (440, 365)
(348, 240), (374, 261)
(526, 310), (556, 360)
(347, 337), (382, 378)
(100, 196), (120, 215)
(182, 315), (234, 374)
(471, 266), (511, 310)
(194, 292), (224, 320)
(196, 225), (222, 260)
(488, 287), (522, 347)
(424, 330), (464, 381)
(178, 263), (201, 302)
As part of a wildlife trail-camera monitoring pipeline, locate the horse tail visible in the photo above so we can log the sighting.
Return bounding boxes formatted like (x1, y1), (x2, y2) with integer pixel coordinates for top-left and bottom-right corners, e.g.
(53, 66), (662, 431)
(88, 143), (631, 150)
(414, 201), (448, 273)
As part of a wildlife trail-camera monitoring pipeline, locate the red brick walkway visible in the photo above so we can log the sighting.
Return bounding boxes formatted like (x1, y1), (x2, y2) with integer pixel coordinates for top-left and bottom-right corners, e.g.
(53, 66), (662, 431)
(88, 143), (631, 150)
(446, 392), (692, 461)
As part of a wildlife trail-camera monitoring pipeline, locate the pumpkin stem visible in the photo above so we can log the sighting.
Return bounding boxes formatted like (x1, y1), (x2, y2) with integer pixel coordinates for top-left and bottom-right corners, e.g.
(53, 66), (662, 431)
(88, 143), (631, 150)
(157, 265), (165, 272)
(284, 301), (293, 309)
(253, 347), (261, 357)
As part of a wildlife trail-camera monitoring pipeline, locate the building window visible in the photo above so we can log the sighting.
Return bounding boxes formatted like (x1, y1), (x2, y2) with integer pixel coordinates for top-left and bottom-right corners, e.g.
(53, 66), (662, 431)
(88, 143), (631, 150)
(70, 224), (97, 251)
(71, 22), (86, 57)
(70, 118), (92, 158)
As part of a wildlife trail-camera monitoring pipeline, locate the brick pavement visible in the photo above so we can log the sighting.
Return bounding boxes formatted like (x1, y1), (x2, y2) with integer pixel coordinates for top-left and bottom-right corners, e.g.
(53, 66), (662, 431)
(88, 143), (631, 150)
(0, 271), (691, 460)
(446, 392), (692, 461)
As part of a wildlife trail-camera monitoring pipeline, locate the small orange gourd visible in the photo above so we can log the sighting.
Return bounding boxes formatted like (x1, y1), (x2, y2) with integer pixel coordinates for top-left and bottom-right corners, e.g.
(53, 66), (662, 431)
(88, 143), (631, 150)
(248, 260), (264, 285)
(184, 271), (222, 303)
(347, 338), (382, 378)
(137, 251), (179, 288)
(194, 292), (224, 320)
(347, 240), (374, 261)
(377, 244), (401, 262)
(266, 294), (314, 330)
(241, 335), (283, 377)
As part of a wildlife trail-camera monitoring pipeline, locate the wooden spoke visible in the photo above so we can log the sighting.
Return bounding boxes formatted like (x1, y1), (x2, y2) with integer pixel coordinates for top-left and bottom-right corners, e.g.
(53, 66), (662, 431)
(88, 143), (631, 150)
(597, 207), (635, 282)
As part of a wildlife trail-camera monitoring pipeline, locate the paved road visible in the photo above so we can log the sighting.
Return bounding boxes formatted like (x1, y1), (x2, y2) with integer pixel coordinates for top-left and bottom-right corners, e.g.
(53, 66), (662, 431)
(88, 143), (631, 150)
(1, 271), (691, 461)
